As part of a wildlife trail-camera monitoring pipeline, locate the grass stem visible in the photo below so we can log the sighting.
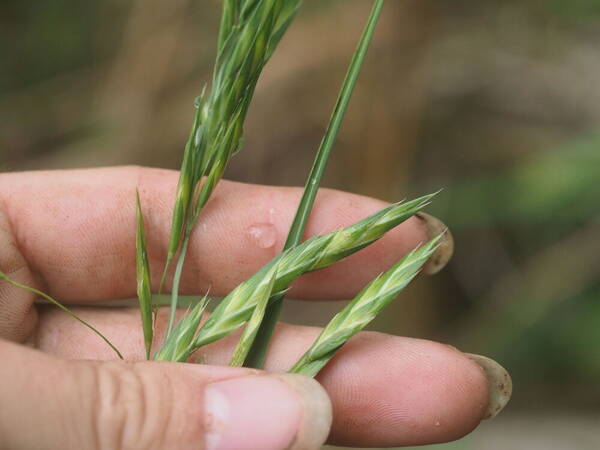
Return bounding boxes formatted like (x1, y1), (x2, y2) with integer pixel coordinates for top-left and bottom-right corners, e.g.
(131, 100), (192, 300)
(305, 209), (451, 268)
(0, 270), (123, 359)
(244, 0), (386, 368)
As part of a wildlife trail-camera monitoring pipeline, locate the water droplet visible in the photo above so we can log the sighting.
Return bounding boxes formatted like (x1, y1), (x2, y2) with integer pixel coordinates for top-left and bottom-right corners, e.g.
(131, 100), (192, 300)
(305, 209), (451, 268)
(247, 223), (277, 249)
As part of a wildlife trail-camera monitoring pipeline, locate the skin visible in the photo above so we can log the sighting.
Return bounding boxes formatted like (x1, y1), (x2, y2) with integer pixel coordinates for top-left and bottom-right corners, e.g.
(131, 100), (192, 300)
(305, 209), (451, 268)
(0, 166), (490, 448)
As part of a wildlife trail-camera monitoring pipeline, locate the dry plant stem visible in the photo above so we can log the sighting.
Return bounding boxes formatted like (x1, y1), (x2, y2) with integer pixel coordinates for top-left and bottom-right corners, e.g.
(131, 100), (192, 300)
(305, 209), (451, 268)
(153, 194), (434, 362)
(135, 191), (154, 360)
(162, 0), (302, 339)
(0, 270), (123, 359)
(290, 235), (443, 377)
(246, 0), (387, 368)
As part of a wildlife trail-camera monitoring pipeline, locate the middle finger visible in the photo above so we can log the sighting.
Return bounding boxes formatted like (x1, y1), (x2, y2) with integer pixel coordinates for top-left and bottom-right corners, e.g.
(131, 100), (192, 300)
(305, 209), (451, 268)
(36, 306), (494, 447)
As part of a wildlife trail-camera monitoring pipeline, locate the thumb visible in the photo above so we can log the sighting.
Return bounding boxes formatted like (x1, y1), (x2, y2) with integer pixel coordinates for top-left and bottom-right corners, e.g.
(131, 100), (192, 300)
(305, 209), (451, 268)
(0, 339), (332, 450)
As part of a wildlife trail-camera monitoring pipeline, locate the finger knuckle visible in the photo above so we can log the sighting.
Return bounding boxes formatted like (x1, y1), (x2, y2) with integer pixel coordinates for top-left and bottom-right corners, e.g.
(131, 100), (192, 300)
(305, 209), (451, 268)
(86, 362), (177, 450)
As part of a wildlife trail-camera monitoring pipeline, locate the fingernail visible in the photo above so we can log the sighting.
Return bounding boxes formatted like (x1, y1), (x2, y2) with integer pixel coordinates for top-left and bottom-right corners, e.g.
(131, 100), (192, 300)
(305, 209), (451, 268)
(204, 374), (332, 450)
(415, 212), (454, 275)
(467, 354), (512, 420)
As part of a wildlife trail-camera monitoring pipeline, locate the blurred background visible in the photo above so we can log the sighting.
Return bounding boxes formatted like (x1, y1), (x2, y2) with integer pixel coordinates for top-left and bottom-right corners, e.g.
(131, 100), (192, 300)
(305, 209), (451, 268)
(1, 0), (599, 448)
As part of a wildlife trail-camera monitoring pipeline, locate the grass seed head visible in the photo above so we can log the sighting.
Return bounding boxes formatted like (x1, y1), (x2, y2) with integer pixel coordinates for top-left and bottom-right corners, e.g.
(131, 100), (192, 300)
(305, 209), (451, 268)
(161, 1), (303, 327)
(290, 233), (444, 376)
(229, 268), (278, 366)
(154, 296), (209, 362)
(188, 194), (435, 356)
(135, 191), (154, 359)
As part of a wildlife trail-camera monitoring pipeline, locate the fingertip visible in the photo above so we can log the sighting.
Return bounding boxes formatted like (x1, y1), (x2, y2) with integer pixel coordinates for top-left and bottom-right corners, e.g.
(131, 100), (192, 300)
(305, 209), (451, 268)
(316, 333), (491, 446)
(203, 374), (331, 450)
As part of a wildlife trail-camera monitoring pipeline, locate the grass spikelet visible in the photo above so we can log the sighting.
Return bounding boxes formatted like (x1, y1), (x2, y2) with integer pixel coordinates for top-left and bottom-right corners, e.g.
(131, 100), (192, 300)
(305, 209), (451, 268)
(289, 234), (444, 377)
(229, 269), (278, 367)
(174, 194), (435, 361)
(218, 0), (241, 53)
(154, 295), (209, 362)
(0, 270), (123, 359)
(160, 93), (205, 293)
(135, 190), (154, 360)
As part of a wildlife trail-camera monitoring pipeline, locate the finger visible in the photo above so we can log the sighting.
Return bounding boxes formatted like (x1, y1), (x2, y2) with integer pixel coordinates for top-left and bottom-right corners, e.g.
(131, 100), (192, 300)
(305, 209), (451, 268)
(0, 167), (452, 303)
(36, 306), (511, 447)
(0, 203), (37, 342)
(0, 338), (331, 450)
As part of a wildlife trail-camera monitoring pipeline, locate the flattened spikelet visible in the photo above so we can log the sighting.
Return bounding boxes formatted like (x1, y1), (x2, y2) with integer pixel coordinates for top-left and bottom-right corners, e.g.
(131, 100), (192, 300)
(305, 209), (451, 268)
(290, 234), (444, 376)
(135, 190), (154, 360)
(154, 296), (209, 362)
(229, 269), (278, 366)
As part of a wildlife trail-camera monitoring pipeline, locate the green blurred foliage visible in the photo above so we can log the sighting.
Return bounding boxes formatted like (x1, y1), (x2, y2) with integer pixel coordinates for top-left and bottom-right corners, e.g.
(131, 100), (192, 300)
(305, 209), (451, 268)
(436, 136), (600, 228)
(546, 0), (600, 20)
(0, 1), (117, 92)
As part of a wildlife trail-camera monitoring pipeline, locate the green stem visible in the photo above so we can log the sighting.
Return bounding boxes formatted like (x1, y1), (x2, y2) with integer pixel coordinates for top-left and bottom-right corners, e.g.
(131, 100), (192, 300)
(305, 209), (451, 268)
(165, 237), (190, 340)
(164, 177), (214, 340)
(244, 0), (386, 368)
(0, 271), (123, 359)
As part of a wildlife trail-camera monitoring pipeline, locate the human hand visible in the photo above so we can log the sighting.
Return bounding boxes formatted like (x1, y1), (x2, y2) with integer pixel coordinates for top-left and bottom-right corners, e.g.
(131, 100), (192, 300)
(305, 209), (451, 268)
(0, 167), (511, 449)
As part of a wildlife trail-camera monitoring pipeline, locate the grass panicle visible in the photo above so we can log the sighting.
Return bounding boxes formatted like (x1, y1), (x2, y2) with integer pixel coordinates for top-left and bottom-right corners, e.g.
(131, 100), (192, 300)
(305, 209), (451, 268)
(289, 234), (444, 377)
(162, 0), (302, 339)
(154, 295), (209, 362)
(156, 193), (434, 362)
(135, 191), (154, 360)
(229, 269), (278, 366)
(0, 270), (123, 359)
(246, 0), (386, 367)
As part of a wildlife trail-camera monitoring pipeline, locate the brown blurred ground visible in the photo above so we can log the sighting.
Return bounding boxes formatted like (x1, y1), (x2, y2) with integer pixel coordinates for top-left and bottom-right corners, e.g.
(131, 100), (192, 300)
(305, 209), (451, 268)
(2, 0), (600, 448)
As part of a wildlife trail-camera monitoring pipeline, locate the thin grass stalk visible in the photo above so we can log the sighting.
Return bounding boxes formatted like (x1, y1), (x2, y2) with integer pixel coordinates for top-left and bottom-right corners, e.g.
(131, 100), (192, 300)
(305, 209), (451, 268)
(154, 194), (434, 362)
(245, 0), (386, 368)
(229, 269), (278, 366)
(164, 238), (190, 339)
(0, 270), (123, 359)
(162, 0), (302, 339)
(289, 235), (443, 377)
(135, 191), (154, 360)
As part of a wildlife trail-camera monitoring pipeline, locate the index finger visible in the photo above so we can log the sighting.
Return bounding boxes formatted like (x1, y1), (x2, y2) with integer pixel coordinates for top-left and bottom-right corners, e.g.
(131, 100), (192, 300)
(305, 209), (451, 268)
(0, 166), (451, 303)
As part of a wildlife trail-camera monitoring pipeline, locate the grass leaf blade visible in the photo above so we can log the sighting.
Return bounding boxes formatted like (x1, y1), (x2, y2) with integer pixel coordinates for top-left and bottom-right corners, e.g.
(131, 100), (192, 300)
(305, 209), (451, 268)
(245, 0), (387, 368)
(0, 270), (123, 359)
